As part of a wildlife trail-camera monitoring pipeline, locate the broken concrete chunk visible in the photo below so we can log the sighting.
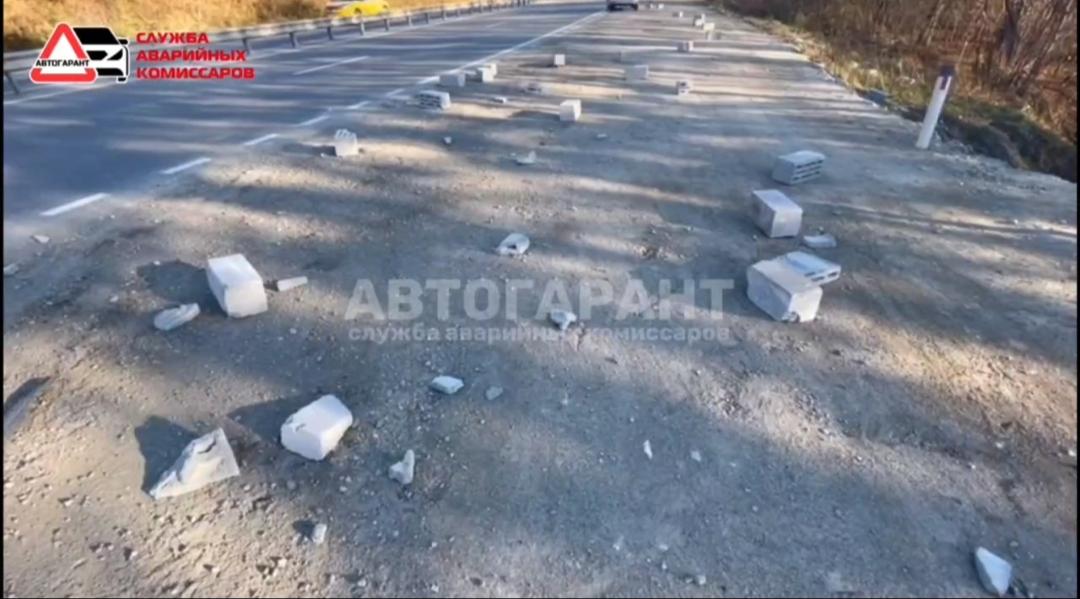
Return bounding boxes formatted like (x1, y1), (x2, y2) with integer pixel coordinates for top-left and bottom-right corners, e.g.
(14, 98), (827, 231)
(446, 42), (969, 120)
(311, 522), (328, 545)
(780, 251), (841, 285)
(750, 189), (802, 238)
(702, 22), (716, 33)
(485, 386), (504, 400)
(333, 129), (359, 157)
(149, 428), (240, 500)
(552, 54), (566, 67)
(274, 276), (308, 292)
(280, 394), (354, 461)
(438, 72), (466, 88)
(3, 263), (19, 277)
(802, 234), (837, 249)
(443, 136), (453, 146)
(974, 547), (1012, 597)
(560, 99), (582, 122)
(153, 303), (201, 332)
(207, 254), (269, 318)
(690, 450), (703, 463)
(625, 64), (649, 81)
(491, 95), (509, 104)
(596, 133), (609, 140)
(746, 259), (822, 323)
(430, 376), (464, 395)
(388, 449), (415, 486)
(676, 80), (692, 96)
(772, 150), (826, 185)
(496, 233), (531, 256)
(514, 151), (537, 166)
(549, 309), (577, 331)
(523, 81), (548, 95)
(643, 440), (654, 460)
(31, 235), (50, 244)
(476, 65), (496, 83)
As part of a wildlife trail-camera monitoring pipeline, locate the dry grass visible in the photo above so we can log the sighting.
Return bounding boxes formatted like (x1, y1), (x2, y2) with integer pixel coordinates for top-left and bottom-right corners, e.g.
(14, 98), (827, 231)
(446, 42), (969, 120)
(4, 0), (461, 50)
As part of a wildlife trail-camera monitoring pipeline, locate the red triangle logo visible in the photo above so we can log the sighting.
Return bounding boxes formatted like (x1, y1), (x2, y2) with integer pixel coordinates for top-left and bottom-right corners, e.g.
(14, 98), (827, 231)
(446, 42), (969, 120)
(29, 23), (98, 84)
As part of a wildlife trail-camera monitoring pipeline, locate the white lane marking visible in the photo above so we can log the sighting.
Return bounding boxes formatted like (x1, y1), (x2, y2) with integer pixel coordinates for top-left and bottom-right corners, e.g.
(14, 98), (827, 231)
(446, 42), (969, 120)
(417, 75), (438, 85)
(347, 100), (371, 110)
(385, 87), (408, 98)
(292, 55), (369, 75)
(242, 133), (280, 146)
(40, 192), (109, 217)
(446, 11), (604, 74)
(160, 157), (212, 175)
(297, 114), (329, 126)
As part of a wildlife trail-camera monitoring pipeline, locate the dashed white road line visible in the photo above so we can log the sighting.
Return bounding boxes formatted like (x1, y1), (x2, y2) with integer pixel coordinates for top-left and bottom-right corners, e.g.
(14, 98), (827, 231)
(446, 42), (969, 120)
(160, 157), (212, 175)
(242, 133), (280, 146)
(292, 55), (369, 76)
(447, 11), (604, 74)
(385, 87), (408, 98)
(347, 100), (372, 110)
(297, 114), (329, 126)
(40, 192), (109, 217)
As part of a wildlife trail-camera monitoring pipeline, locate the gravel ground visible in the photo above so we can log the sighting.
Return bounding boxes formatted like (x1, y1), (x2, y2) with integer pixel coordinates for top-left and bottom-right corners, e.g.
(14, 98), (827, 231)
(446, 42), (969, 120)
(3, 4), (1077, 597)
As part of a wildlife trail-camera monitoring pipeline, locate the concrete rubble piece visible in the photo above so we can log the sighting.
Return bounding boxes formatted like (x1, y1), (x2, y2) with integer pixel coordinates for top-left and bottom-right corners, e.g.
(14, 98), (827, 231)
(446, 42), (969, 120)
(560, 99), (582, 122)
(153, 303), (200, 332)
(388, 449), (416, 485)
(751, 189), (803, 238)
(148, 428), (240, 500)
(207, 254), (269, 318)
(746, 258), (823, 323)
(280, 394), (354, 461)
(974, 547), (1013, 597)
(274, 276), (308, 292)
(772, 150), (826, 185)
(549, 309), (578, 331)
(333, 129), (359, 157)
(496, 233), (531, 256)
(430, 376), (464, 395)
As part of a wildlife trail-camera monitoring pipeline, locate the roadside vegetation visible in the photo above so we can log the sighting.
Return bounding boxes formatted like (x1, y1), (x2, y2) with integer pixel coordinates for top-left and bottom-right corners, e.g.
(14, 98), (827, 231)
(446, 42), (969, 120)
(721, 0), (1078, 182)
(4, 0), (457, 50)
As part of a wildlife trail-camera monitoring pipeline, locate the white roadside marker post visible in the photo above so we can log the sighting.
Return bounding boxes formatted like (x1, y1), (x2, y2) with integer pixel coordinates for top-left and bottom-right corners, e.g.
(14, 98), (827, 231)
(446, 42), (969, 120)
(916, 64), (956, 150)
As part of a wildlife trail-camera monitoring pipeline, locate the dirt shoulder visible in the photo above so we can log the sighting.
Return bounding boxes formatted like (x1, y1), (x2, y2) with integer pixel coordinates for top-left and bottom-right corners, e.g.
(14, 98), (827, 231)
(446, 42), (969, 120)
(3, 4), (1077, 597)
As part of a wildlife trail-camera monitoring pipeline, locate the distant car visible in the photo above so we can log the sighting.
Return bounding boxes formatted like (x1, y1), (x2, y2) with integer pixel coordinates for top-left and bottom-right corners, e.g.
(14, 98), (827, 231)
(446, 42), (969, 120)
(335, 0), (391, 18)
(74, 27), (129, 82)
(606, 0), (639, 10)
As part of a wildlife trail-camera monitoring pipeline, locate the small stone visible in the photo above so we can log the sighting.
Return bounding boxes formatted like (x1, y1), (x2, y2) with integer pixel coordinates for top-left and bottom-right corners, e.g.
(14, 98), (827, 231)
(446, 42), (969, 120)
(274, 276), (308, 292)
(549, 309), (577, 331)
(153, 303), (201, 332)
(443, 136), (453, 145)
(485, 386), (504, 401)
(802, 234), (837, 249)
(496, 233), (530, 256)
(596, 133), (608, 140)
(690, 450), (703, 463)
(514, 151), (537, 166)
(388, 450), (416, 486)
(286, 480), (297, 491)
(974, 547), (1012, 597)
(4, 264), (19, 276)
(643, 440), (653, 460)
(430, 376), (464, 395)
(491, 96), (509, 104)
(311, 523), (328, 545)
(31, 235), (50, 244)
(695, 574), (707, 586)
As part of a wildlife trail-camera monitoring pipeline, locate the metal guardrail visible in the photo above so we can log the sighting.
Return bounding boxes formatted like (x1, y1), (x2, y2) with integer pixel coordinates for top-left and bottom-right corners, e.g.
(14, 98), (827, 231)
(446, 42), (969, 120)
(3, 0), (533, 94)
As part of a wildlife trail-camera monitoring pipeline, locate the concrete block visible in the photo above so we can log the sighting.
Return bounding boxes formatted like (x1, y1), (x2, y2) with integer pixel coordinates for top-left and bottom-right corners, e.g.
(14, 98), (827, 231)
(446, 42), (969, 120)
(560, 99), (582, 122)
(430, 375), (464, 394)
(274, 276), (308, 292)
(772, 150), (826, 185)
(802, 233), (837, 249)
(153, 303), (200, 331)
(388, 450), (415, 485)
(483, 62), (498, 76)
(625, 64), (649, 81)
(552, 54), (566, 67)
(280, 394), (354, 461)
(496, 232), (530, 256)
(746, 259), (822, 323)
(678, 40), (694, 53)
(207, 254), (269, 318)
(780, 251), (841, 285)
(676, 80), (692, 95)
(149, 428), (240, 499)
(416, 90), (451, 110)
(702, 22), (715, 32)
(750, 190), (803, 238)
(974, 548), (1012, 597)
(333, 129), (359, 157)
(439, 72), (466, 88)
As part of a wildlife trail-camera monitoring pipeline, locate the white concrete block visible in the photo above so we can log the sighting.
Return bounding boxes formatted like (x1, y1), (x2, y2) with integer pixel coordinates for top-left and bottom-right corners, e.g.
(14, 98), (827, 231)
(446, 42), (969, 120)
(439, 72), (466, 88)
(280, 394), (354, 461)
(153, 303), (200, 331)
(274, 276), (308, 292)
(751, 189), (802, 238)
(560, 99), (582, 122)
(702, 22), (715, 32)
(496, 233), (530, 256)
(207, 254), (269, 318)
(149, 428), (240, 499)
(333, 129), (359, 157)
(626, 64), (649, 81)
(781, 251), (841, 285)
(552, 54), (566, 67)
(416, 90), (451, 110)
(974, 548), (1012, 597)
(674, 10), (684, 17)
(802, 234), (837, 249)
(678, 40), (694, 53)
(746, 259), (822, 323)
(549, 309), (577, 331)
(772, 150), (826, 185)
(483, 62), (498, 76)
(430, 376), (464, 394)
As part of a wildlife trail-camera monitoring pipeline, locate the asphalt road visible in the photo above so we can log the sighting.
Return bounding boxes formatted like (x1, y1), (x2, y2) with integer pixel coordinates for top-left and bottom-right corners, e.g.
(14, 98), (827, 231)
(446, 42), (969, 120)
(2, 1), (601, 222)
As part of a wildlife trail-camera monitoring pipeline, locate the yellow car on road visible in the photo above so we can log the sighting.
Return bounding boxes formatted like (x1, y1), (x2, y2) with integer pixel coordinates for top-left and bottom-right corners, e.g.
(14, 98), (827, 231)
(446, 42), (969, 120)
(335, 0), (392, 18)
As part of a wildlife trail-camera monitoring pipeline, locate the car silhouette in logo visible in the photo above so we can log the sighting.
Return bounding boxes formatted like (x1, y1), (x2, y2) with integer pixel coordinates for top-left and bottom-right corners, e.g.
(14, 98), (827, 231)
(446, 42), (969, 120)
(74, 27), (130, 82)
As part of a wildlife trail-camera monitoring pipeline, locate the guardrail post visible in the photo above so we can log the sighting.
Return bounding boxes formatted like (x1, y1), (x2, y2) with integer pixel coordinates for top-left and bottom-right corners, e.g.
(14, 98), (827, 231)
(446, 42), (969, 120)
(4, 71), (19, 95)
(289, 31), (300, 48)
(242, 37), (252, 54)
(327, 25), (334, 40)
(384, 17), (391, 31)
(441, 7), (447, 19)
(425, 11), (431, 23)
(359, 19), (366, 35)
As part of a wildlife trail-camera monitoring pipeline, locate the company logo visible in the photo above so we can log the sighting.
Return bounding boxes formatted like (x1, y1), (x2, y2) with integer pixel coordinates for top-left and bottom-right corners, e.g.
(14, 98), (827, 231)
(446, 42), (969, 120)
(30, 23), (129, 85)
